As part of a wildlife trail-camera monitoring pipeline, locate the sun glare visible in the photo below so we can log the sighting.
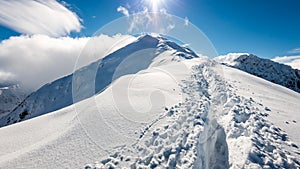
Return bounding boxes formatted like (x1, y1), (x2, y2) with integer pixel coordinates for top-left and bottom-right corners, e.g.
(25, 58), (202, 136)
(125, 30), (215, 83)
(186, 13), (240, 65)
(148, 0), (164, 12)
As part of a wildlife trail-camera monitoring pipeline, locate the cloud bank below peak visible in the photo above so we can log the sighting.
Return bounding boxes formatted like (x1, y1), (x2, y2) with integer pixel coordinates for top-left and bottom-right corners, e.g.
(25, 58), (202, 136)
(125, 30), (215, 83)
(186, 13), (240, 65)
(272, 55), (300, 70)
(0, 0), (82, 37)
(0, 34), (136, 90)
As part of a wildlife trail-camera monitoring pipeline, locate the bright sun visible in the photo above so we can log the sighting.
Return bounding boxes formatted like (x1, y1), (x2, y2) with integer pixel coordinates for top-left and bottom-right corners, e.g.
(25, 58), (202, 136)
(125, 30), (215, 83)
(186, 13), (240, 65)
(148, 0), (164, 12)
(151, 0), (161, 6)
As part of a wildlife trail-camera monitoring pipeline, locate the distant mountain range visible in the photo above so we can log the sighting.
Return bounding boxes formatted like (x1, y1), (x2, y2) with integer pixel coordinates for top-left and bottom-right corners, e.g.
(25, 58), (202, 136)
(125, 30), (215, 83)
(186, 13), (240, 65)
(0, 83), (29, 119)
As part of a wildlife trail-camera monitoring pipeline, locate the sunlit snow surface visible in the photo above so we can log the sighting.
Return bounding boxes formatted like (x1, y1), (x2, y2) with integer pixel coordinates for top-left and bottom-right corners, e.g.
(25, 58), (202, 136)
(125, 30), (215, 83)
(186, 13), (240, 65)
(0, 36), (299, 168)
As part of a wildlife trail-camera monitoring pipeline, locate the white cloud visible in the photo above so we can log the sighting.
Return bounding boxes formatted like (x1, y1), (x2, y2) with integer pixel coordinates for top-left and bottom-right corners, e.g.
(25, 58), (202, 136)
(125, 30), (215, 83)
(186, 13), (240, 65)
(128, 7), (151, 32)
(0, 0), (82, 37)
(116, 5), (180, 34)
(184, 17), (189, 26)
(167, 24), (175, 31)
(0, 34), (136, 89)
(288, 48), (300, 54)
(272, 55), (300, 70)
(0, 72), (15, 82)
(181, 44), (190, 47)
(117, 6), (129, 17)
(160, 8), (167, 14)
(127, 8), (178, 34)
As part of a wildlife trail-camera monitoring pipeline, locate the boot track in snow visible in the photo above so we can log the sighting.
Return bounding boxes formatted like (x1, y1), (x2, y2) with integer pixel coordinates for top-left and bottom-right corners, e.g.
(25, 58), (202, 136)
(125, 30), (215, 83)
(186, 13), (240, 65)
(85, 60), (300, 169)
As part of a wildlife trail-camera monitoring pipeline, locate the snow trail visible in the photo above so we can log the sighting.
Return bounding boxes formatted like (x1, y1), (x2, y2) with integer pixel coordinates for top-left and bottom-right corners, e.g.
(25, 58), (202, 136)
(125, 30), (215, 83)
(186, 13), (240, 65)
(192, 62), (230, 169)
(86, 59), (300, 169)
(0, 35), (299, 168)
(194, 61), (300, 168)
(85, 60), (230, 168)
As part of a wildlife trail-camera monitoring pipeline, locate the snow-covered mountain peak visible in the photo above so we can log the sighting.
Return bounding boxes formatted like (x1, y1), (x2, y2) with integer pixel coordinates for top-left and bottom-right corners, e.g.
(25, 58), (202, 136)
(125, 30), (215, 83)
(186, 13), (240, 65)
(0, 34), (199, 127)
(215, 53), (300, 93)
(214, 52), (250, 66)
(133, 34), (199, 59)
(0, 41), (300, 168)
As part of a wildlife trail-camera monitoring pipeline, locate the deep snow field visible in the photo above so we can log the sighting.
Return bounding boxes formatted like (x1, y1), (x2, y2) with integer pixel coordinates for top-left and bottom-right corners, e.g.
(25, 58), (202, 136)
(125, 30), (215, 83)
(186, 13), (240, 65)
(0, 36), (299, 169)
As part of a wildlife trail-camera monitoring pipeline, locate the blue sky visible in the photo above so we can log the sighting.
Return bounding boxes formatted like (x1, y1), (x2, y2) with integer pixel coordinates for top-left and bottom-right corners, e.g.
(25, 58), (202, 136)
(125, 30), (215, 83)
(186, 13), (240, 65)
(0, 0), (299, 58)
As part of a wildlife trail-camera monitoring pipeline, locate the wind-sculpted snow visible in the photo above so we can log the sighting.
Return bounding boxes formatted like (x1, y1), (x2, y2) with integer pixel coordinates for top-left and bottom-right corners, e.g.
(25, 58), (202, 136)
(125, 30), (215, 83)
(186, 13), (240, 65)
(0, 35), (198, 128)
(215, 53), (300, 93)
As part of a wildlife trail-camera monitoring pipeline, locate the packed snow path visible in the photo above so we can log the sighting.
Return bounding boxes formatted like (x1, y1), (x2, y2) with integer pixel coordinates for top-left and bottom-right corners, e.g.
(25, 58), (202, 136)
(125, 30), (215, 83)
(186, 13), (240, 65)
(0, 57), (299, 168)
(86, 60), (300, 168)
(85, 60), (230, 168)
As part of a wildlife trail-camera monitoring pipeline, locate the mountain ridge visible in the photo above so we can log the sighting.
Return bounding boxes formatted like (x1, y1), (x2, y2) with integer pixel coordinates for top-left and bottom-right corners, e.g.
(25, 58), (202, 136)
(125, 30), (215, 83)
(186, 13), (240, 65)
(0, 83), (29, 119)
(0, 35), (198, 127)
(215, 53), (300, 93)
(0, 36), (299, 168)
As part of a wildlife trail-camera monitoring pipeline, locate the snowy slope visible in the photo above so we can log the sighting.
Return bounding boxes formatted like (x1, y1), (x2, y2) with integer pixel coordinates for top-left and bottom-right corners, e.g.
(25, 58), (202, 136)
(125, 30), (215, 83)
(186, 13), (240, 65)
(0, 83), (28, 119)
(222, 66), (300, 144)
(0, 59), (299, 168)
(0, 37), (299, 168)
(215, 53), (300, 93)
(86, 60), (300, 169)
(0, 47), (197, 168)
(0, 35), (198, 128)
